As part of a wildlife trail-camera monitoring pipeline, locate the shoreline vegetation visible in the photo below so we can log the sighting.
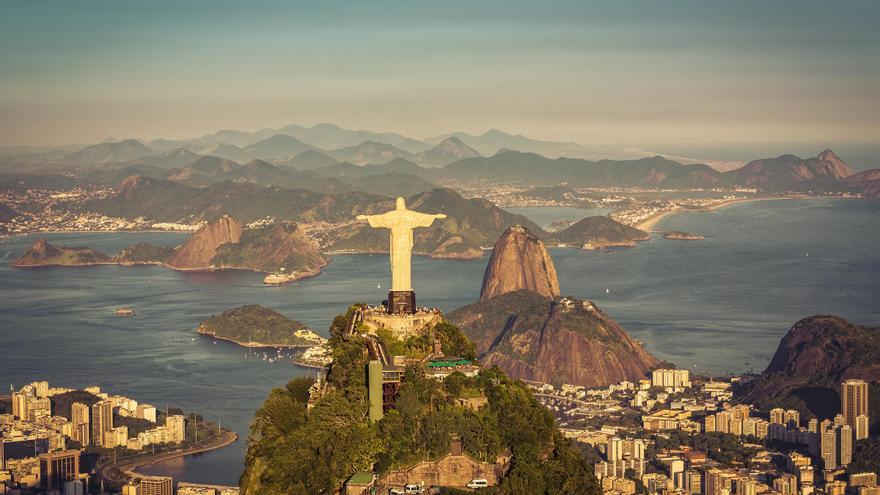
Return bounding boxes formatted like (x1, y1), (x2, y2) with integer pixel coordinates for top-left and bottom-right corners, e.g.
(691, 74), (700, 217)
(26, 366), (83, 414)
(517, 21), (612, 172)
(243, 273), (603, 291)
(195, 304), (327, 349)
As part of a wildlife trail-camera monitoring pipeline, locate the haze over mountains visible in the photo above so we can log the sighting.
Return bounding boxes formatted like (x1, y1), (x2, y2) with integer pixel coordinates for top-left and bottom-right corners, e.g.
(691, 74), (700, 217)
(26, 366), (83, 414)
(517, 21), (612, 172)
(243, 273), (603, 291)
(1, 122), (877, 201)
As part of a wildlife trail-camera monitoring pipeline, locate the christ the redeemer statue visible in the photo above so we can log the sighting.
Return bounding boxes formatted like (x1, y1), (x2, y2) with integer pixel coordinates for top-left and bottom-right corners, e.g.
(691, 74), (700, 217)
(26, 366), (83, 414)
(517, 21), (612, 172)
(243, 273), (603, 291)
(357, 197), (446, 313)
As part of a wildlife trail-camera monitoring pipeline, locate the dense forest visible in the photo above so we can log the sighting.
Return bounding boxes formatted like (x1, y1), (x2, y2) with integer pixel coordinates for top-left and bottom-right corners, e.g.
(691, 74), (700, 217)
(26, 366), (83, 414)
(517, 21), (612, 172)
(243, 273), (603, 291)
(239, 305), (600, 494)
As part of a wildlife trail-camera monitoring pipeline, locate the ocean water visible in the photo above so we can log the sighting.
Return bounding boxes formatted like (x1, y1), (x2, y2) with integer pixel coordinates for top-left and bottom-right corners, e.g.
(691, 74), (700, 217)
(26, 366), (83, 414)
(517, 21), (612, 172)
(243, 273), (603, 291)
(504, 206), (611, 229)
(1, 198), (878, 484)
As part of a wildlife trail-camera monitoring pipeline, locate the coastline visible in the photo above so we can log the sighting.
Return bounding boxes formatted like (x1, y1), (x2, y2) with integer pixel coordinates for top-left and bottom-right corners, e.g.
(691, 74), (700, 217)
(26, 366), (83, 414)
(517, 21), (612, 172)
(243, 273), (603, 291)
(99, 430), (239, 484)
(634, 195), (854, 232)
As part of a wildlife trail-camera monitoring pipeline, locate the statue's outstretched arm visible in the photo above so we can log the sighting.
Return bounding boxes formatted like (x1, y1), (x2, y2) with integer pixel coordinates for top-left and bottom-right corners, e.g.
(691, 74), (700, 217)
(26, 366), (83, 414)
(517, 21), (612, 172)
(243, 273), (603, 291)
(357, 212), (393, 229)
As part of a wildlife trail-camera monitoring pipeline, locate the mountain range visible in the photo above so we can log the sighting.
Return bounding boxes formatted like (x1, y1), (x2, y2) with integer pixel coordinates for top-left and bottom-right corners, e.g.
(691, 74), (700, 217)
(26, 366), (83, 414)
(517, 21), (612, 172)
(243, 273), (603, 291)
(3, 120), (877, 199)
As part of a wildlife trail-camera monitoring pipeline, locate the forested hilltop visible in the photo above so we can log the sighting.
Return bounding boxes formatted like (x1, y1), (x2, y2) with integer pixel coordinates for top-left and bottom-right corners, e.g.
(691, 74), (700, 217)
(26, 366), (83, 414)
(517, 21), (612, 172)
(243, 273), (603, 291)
(239, 305), (600, 495)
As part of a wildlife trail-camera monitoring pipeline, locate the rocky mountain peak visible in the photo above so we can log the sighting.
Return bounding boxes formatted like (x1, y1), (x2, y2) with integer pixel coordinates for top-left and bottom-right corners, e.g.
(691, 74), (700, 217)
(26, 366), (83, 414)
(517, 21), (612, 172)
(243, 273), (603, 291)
(29, 238), (55, 259)
(480, 225), (560, 301)
(165, 215), (243, 270)
(816, 149), (855, 178)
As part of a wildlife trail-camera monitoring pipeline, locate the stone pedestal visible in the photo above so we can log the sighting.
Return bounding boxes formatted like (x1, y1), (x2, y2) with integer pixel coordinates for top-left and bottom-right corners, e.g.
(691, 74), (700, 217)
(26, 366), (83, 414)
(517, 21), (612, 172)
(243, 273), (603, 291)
(386, 290), (416, 314)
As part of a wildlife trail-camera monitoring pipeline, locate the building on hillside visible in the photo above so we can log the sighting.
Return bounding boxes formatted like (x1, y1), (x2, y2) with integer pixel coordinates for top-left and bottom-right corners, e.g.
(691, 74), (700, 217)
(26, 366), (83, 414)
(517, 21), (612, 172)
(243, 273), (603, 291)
(344, 472), (375, 495)
(378, 439), (510, 490)
(651, 369), (691, 391)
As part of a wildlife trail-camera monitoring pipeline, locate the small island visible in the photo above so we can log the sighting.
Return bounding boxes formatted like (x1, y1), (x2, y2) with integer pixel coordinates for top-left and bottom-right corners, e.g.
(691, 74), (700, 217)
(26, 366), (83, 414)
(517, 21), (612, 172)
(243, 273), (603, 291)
(550, 216), (650, 250)
(11, 239), (113, 267)
(196, 304), (326, 348)
(663, 231), (706, 241)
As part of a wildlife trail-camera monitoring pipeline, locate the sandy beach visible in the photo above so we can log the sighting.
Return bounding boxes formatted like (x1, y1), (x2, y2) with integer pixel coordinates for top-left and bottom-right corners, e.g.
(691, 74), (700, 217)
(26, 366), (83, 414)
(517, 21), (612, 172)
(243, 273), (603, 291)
(634, 195), (836, 232)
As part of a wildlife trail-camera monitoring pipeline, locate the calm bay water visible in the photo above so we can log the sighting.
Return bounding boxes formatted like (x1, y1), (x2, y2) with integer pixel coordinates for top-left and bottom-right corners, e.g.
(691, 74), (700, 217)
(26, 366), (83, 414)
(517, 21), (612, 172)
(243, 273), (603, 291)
(504, 206), (611, 229)
(1, 198), (878, 484)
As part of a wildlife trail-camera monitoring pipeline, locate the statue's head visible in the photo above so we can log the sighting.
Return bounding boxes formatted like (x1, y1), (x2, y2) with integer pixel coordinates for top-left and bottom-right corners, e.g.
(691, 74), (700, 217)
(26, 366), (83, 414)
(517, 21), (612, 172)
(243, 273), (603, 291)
(396, 197), (406, 210)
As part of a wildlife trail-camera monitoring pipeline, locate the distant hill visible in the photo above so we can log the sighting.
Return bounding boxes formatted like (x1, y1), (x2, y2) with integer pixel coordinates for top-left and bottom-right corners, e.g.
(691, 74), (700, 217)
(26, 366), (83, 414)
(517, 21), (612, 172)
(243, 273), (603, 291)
(414, 137), (481, 167)
(199, 143), (252, 163)
(240, 134), (316, 160)
(449, 290), (660, 388)
(166, 156), (241, 186)
(85, 175), (384, 224)
(278, 122), (431, 153)
(327, 140), (416, 165)
(313, 158), (428, 179)
(196, 305), (323, 347)
(280, 150), (339, 170)
(844, 168), (880, 197)
(346, 172), (437, 198)
(736, 315), (880, 420)
(728, 149), (855, 188)
(427, 129), (586, 157)
(64, 139), (155, 164)
(437, 151), (723, 188)
(124, 148), (203, 169)
(432, 148), (862, 191)
(552, 216), (650, 249)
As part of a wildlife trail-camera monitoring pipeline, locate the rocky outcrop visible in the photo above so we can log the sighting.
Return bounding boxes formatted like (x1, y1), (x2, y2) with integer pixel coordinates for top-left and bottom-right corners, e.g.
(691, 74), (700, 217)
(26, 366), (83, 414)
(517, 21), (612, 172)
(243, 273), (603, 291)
(212, 222), (327, 276)
(480, 226), (559, 301)
(816, 149), (857, 179)
(448, 290), (660, 388)
(844, 168), (880, 197)
(11, 239), (111, 267)
(736, 315), (880, 418)
(165, 215), (243, 270)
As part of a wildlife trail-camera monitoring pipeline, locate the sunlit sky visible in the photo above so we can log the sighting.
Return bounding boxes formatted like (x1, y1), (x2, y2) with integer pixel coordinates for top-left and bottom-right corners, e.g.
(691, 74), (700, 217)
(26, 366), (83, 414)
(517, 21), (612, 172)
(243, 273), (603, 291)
(1, 0), (878, 166)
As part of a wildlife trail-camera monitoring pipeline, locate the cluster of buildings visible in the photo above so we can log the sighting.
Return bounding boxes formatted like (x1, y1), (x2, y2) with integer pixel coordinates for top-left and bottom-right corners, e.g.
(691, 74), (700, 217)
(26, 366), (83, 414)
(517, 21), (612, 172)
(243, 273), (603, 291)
(2, 381), (188, 494)
(120, 477), (238, 495)
(528, 371), (876, 495)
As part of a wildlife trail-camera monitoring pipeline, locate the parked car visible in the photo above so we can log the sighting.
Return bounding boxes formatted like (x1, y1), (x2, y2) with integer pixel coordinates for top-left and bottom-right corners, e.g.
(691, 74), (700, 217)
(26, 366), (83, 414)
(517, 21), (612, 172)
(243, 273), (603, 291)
(466, 479), (489, 489)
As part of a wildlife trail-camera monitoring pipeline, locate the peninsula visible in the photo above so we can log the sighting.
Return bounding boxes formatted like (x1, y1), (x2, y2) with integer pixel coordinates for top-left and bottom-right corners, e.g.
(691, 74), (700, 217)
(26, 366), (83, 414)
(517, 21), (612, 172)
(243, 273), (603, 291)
(11, 216), (328, 281)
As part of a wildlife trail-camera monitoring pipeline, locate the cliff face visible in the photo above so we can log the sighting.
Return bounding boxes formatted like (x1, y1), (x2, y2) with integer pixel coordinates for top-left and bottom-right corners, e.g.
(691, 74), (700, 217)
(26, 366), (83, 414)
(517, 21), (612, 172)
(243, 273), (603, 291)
(211, 222), (327, 275)
(449, 290), (660, 388)
(736, 315), (880, 418)
(165, 215), (243, 270)
(480, 225), (559, 301)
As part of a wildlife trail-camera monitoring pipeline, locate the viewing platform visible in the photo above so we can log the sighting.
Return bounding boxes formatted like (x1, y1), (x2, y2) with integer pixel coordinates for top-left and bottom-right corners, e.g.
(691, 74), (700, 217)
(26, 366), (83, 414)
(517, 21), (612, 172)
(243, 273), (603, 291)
(359, 305), (442, 339)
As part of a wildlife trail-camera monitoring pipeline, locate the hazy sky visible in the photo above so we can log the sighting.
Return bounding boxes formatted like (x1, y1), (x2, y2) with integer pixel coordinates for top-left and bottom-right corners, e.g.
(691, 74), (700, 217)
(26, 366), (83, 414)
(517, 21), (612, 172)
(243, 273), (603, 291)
(2, 0), (879, 158)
